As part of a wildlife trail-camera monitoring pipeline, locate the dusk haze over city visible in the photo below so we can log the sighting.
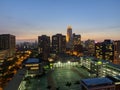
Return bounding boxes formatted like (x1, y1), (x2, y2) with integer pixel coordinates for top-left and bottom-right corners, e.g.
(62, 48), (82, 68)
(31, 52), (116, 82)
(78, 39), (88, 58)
(0, 0), (120, 42)
(1, 0), (120, 90)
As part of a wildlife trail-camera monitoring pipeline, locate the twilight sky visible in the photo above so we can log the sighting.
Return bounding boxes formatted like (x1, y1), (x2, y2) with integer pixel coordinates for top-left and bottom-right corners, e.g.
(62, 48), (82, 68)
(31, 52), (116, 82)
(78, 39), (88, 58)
(0, 0), (120, 42)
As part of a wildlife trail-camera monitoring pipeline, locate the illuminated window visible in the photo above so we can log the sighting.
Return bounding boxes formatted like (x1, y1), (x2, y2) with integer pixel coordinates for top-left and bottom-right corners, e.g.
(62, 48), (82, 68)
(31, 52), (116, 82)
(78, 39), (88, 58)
(30, 67), (39, 70)
(26, 64), (39, 67)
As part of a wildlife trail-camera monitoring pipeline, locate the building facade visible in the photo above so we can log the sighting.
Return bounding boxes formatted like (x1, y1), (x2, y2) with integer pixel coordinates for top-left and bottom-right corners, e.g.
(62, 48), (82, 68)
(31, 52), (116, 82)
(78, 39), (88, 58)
(72, 33), (82, 56)
(24, 58), (42, 77)
(0, 50), (8, 77)
(95, 42), (103, 60)
(85, 39), (95, 56)
(38, 35), (50, 60)
(52, 34), (66, 53)
(114, 40), (120, 64)
(0, 34), (16, 85)
(0, 34), (16, 56)
(80, 56), (120, 77)
(73, 33), (81, 45)
(103, 40), (114, 62)
(95, 40), (114, 62)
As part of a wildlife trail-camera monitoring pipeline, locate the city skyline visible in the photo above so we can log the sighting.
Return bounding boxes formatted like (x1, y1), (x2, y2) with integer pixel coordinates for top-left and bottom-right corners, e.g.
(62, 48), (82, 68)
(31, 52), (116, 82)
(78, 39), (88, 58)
(0, 0), (120, 42)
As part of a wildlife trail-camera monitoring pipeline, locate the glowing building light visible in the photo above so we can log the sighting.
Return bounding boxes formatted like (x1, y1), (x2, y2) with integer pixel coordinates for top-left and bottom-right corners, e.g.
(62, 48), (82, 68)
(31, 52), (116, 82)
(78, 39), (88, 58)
(67, 61), (71, 64)
(58, 61), (61, 64)
(97, 61), (102, 65)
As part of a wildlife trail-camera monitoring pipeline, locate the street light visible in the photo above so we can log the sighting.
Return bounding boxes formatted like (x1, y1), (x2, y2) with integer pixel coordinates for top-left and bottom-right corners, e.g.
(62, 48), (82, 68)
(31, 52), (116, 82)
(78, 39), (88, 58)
(58, 61), (61, 64)
(97, 61), (102, 65)
(67, 61), (70, 64)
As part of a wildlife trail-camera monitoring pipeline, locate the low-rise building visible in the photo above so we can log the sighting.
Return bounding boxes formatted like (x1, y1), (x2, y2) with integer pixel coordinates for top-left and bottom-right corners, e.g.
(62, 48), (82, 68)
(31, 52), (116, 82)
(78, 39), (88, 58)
(80, 56), (120, 77)
(24, 58), (43, 77)
(105, 63), (120, 76)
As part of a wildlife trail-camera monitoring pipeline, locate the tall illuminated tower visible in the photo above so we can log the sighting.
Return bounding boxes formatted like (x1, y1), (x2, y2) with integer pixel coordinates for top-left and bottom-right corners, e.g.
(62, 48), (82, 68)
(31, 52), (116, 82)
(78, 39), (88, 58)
(66, 26), (73, 49)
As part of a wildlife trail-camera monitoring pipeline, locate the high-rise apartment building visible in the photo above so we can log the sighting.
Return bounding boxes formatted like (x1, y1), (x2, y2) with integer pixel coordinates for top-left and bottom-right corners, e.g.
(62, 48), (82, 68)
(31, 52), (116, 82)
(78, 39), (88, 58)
(95, 40), (114, 62)
(85, 39), (95, 56)
(114, 40), (120, 64)
(52, 34), (66, 53)
(73, 33), (81, 45)
(0, 34), (16, 81)
(0, 34), (16, 56)
(103, 40), (114, 62)
(72, 33), (82, 55)
(66, 26), (73, 49)
(38, 35), (50, 60)
(95, 42), (103, 60)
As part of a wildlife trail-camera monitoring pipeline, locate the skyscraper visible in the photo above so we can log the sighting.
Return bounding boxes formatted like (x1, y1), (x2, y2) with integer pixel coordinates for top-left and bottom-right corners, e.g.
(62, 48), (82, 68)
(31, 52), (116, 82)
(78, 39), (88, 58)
(66, 26), (73, 49)
(38, 35), (50, 60)
(0, 34), (16, 56)
(52, 34), (66, 53)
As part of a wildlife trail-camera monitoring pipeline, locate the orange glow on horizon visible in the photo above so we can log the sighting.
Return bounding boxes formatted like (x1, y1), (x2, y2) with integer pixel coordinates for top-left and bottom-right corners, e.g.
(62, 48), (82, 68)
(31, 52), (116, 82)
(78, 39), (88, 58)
(15, 31), (120, 42)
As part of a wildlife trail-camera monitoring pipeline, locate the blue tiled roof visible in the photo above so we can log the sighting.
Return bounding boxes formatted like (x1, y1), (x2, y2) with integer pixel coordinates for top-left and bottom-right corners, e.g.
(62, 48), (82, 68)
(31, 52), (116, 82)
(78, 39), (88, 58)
(82, 77), (113, 87)
(25, 58), (40, 63)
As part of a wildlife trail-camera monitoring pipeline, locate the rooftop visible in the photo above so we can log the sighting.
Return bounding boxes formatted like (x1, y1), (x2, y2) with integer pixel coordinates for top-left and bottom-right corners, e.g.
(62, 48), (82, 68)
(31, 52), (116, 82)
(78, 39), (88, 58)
(81, 77), (113, 87)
